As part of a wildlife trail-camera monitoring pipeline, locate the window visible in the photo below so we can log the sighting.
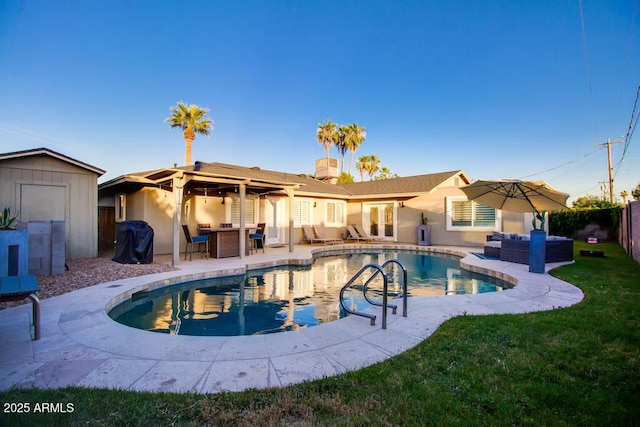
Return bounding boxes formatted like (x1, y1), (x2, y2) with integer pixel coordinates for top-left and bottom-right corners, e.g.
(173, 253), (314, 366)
(325, 200), (346, 226)
(446, 197), (500, 230)
(293, 199), (312, 225)
(115, 194), (126, 222)
(229, 198), (256, 225)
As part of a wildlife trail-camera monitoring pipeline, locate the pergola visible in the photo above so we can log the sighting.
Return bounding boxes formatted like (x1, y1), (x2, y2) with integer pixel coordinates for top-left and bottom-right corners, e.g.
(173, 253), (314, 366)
(129, 167), (301, 266)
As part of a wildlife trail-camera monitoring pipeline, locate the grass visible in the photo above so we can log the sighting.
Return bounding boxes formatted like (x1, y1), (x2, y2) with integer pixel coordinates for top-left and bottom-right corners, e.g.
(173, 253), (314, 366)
(1, 241), (639, 426)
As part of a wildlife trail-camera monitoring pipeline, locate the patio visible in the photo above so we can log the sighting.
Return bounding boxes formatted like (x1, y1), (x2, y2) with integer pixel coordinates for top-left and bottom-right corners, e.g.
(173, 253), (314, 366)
(0, 244), (583, 393)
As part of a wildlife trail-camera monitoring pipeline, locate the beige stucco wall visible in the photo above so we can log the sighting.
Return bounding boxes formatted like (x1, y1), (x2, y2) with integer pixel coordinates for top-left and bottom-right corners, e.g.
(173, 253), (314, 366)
(346, 181), (526, 247)
(120, 188), (177, 255)
(106, 178), (528, 254)
(0, 155), (101, 259)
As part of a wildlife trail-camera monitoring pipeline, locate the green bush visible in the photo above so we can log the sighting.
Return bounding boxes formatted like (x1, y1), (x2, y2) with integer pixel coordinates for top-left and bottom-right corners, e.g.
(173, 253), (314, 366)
(549, 207), (621, 239)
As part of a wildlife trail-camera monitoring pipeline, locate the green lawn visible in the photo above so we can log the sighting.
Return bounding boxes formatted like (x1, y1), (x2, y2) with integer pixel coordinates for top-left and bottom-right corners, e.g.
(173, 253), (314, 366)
(2, 241), (639, 426)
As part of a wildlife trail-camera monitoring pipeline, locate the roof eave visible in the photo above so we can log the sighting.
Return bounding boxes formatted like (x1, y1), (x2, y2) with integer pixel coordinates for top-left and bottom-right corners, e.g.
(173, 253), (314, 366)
(0, 147), (106, 176)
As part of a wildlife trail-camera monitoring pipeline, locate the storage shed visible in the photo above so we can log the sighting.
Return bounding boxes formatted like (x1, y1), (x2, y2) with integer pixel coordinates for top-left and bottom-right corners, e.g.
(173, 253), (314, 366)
(0, 148), (105, 259)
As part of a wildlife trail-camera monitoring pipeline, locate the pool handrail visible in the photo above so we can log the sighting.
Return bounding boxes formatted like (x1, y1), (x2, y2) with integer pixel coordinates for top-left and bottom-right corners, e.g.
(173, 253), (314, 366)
(339, 263), (387, 326)
(362, 258), (408, 318)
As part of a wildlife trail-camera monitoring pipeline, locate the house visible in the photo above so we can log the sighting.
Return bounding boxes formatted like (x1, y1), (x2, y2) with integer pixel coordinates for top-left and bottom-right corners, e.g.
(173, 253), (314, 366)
(98, 161), (529, 261)
(0, 148), (106, 259)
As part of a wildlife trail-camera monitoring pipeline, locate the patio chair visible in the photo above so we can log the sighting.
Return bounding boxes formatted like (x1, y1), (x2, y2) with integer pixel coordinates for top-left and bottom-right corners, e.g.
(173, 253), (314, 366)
(353, 224), (388, 242)
(249, 223), (266, 254)
(313, 225), (344, 244)
(182, 225), (209, 261)
(346, 225), (373, 243)
(302, 225), (337, 245)
(197, 223), (211, 236)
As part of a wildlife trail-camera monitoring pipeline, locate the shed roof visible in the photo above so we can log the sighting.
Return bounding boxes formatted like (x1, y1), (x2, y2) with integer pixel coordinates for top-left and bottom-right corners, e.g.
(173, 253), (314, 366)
(0, 147), (106, 176)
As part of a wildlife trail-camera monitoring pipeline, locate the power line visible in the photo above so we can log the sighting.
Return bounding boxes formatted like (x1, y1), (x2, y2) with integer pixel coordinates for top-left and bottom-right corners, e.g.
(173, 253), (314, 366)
(578, 0), (598, 140)
(596, 139), (622, 202)
(517, 147), (601, 179)
(1, 0), (23, 94)
(612, 0), (639, 120)
(613, 84), (640, 174)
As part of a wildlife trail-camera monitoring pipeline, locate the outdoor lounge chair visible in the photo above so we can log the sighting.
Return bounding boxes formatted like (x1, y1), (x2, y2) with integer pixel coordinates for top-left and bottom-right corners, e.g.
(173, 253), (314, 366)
(314, 225), (344, 244)
(352, 224), (388, 242)
(303, 225), (341, 245)
(182, 225), (209, 261)
(346, 225), (373, 243)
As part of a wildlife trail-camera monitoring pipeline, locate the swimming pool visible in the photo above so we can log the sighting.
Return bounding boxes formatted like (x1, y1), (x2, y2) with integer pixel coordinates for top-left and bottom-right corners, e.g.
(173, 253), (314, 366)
(109, 250), (512, 336)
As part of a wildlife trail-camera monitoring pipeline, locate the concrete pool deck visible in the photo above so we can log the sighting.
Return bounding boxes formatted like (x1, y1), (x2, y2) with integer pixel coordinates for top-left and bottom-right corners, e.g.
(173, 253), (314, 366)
(0, 244), (583, 394)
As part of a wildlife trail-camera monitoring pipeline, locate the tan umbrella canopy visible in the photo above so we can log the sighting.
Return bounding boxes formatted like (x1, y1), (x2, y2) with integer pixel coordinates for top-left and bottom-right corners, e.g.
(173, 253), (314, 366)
(460, 179), (570, 215)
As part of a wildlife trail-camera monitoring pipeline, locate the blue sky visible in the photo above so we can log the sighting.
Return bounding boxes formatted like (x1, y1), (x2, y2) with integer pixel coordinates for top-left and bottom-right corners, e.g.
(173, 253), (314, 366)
(1, 1), (638, 202)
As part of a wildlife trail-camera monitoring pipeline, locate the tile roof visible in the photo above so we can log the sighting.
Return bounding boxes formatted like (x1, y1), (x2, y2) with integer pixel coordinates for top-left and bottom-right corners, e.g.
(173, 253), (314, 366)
(338, 170), (467, 197)
(100, 161), (467, 199)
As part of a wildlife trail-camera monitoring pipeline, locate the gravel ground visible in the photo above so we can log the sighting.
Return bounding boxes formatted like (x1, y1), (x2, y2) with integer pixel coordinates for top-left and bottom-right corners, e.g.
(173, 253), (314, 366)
(0, 256), (177, 310)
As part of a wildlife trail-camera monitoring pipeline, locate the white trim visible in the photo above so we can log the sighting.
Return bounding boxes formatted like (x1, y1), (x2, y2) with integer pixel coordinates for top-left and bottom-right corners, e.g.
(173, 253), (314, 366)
(1, 148), (105, 175)
(445, 196), (501, 231)
(227, 196), (258, 226)
(115, 193), (126, 222)
(361, 201), (397, 240)
(324, 199), (347, 227)
(293, 198), (314, 226)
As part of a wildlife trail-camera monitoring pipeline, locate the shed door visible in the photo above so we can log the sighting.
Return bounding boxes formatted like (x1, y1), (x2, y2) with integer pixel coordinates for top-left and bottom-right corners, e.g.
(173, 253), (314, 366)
(19, 183), (67, 223)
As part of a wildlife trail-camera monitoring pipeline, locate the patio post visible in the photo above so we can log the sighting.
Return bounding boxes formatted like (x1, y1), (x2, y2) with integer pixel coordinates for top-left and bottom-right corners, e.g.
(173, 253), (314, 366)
(172, 175), (184, 267)
(285, 189), (294, 253)
(239, 183), (246, 259)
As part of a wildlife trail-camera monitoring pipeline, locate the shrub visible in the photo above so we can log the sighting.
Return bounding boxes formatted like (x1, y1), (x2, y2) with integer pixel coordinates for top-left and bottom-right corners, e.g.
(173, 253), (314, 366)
(549, 207), (621, 239)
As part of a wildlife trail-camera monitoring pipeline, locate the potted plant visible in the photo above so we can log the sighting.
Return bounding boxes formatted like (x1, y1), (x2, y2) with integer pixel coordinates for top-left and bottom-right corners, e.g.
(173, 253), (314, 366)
(531, 210), (546, 230)
(0, 206), (20, 230)
(0, 206), (29, 276)
(418, 213), (430, 246)
(529, 210), (547, 273)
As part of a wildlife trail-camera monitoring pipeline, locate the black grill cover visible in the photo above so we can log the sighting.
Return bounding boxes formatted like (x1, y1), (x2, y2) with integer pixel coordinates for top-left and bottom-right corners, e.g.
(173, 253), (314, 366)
(113, 220), (154, 264)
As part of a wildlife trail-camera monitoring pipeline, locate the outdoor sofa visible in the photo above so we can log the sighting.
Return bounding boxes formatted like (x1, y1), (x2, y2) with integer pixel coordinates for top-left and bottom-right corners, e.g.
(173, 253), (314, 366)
(484, 232), (573, 264)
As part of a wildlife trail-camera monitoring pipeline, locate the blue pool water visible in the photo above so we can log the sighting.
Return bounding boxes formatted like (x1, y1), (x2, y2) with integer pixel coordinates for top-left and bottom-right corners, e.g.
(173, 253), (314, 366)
(109, 250), (511, 336)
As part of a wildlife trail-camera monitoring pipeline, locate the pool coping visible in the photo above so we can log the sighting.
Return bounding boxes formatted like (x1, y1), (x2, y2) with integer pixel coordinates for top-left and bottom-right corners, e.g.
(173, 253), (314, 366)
(0, 244), (584, 394)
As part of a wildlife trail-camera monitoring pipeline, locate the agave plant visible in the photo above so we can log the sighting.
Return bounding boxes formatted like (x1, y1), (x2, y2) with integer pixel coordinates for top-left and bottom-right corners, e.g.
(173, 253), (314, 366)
(0, 207), (20, 230)
(531, 210), (547, 231)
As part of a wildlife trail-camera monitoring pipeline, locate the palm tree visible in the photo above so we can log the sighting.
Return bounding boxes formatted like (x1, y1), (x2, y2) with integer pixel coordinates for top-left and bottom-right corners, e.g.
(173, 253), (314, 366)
(344, 123), (366, 176)
(620, 190), (629, 204)
(374, 166), (393, 180)
(165, 101), (213, 166)
(355, 156), (367, 182)
(316, 120), (338, 165)
(336, 125), (349, 174)
(365, 154), (380, 180)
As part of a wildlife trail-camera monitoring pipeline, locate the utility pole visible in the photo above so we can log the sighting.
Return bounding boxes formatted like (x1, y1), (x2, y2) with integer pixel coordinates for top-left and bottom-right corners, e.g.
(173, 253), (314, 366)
(595, 139), (622, 203)
(598, 181), (608, 200)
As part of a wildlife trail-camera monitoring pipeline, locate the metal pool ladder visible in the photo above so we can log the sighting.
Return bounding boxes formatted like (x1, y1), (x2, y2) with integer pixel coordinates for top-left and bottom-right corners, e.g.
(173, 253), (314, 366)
(339, 259), (408, 329)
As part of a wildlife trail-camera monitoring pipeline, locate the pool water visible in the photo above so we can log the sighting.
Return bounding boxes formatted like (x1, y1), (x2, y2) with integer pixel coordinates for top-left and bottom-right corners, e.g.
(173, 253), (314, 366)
(109, 250), (511, 336)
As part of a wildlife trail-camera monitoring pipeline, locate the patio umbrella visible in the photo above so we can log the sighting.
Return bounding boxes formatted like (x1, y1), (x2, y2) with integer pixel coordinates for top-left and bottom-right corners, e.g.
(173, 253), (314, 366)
(460, 179), (569, 215)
